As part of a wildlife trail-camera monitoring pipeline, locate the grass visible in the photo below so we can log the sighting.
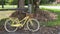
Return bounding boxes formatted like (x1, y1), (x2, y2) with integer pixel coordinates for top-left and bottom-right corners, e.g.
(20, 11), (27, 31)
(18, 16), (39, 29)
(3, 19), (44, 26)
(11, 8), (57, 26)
(0, 5), (17, 9)
(0, 11), (15, 19)
(0, 5), (28, 9)
(0, 11), (15, 26)
(40, 8), (60, 27)
(0, 4), (60, 9)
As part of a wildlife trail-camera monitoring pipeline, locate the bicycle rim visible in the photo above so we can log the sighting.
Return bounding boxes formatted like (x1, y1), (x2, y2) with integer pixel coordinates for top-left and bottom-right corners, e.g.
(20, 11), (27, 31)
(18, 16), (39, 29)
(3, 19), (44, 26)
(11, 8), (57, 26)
(4, 19), (18, 32)
(27, 18), (40, 32)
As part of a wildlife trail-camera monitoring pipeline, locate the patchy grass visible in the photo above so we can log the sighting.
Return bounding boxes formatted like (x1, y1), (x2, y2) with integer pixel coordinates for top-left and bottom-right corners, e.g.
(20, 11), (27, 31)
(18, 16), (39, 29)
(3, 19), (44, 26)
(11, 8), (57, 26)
(0, 5), (28, 9)
(40, 8), (60, 27)
(0, 11), (15, 27)
(0, 11), (15, 19)
(0, 5), (17, 9)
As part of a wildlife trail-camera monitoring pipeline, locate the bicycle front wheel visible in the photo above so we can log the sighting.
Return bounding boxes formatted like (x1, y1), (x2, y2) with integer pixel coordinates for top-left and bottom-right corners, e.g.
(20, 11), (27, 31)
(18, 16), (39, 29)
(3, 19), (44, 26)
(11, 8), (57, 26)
(4, 19), (18, 32)
(27, 18), (40, 32)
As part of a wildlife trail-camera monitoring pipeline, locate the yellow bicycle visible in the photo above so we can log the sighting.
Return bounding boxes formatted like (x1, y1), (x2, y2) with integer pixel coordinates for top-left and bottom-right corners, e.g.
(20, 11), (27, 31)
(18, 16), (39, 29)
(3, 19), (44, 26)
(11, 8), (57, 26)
(4, 13), (40, 32)
(4, 0), (40, 32)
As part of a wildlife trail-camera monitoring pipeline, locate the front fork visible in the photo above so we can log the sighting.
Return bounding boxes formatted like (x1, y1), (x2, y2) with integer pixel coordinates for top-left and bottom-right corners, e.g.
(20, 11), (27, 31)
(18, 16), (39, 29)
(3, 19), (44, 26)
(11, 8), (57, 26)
(27, 18), (33, 26)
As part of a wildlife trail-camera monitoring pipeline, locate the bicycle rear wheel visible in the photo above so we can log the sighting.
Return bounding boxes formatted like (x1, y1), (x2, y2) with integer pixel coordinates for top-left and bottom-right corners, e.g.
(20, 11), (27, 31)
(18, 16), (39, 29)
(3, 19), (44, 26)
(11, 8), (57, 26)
(4, 19), (18, 32)
(27, 18), (40, 32)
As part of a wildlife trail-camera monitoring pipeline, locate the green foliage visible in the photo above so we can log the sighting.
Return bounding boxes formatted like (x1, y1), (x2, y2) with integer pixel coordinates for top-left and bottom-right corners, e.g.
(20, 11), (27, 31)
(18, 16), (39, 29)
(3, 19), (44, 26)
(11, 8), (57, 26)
(0, 0), (6, 5)
(5, 0), (13, 5)
(40, 0), (49, 4)
(0, 0), (29, 5)
(49, 0), (56, 2)
(5, 0), (18, 5)
(25, 0), (28, 5)
(40, 0), (56, 5)
(0, 0), (18, 5)
(0, 0), (56, 5)
(9, 0), (18, 5)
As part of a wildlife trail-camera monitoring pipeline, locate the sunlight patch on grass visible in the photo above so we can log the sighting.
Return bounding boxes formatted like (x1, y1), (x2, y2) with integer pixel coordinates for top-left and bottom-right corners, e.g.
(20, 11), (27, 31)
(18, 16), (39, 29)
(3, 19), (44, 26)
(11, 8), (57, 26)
(0, 11), (15, 19)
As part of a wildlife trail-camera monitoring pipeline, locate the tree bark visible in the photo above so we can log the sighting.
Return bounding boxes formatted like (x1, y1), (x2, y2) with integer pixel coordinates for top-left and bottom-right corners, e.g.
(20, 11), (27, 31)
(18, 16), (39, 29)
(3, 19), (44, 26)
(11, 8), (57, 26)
(10, 0), (26, 20)
(33, 0), (41, 13)
(18, 0), (25, 8)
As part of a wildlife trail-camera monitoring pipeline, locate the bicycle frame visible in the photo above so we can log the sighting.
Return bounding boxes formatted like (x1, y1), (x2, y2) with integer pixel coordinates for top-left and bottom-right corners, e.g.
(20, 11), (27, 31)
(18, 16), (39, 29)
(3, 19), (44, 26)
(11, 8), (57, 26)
(10, 16), (30, 27)
(10, 0), (35, 28)
(19, 16), (30, 27)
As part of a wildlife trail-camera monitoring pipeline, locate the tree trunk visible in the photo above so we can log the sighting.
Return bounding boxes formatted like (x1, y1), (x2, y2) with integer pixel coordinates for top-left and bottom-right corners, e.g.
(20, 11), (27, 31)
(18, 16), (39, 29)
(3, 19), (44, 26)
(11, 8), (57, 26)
(10, 0), (26, 20)
(10, 0), (57, 22)
(18, 0), (25, 8)
(33, 0), (41, 13)
(33, 0), (57, 21)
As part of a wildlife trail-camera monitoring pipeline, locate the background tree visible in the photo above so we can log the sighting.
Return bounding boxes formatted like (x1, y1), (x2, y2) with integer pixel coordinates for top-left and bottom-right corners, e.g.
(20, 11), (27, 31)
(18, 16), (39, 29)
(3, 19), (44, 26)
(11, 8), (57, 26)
(33, 0), (41, 13)
(32, 0), (57, 21)
(10, 0), (26, 20)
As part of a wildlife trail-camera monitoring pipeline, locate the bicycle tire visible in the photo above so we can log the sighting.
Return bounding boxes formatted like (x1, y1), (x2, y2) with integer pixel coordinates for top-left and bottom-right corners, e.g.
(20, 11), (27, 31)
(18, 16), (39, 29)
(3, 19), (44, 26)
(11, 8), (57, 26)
(4, 18), (18, 32)
(27, 18), (40, 32)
